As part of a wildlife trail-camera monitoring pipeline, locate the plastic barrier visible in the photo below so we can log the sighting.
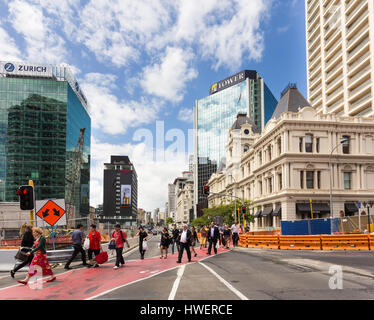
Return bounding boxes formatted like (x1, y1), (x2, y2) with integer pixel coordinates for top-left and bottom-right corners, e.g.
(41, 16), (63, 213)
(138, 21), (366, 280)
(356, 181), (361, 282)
(321, 234), (370, 250)
(279, 235), (322, 250)
(245, 235), (279, 249)
(368, 235), (374, 250)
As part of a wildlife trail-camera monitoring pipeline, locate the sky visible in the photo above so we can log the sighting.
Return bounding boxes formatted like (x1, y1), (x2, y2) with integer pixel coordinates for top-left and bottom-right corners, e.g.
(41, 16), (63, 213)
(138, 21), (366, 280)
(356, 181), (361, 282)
(0, 0), (307, 213)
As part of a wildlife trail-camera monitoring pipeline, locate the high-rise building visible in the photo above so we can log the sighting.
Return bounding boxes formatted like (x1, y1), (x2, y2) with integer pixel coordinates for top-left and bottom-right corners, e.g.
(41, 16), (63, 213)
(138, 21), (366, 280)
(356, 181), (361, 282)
(103, 156), (138, 226)
(193, 70), (277, 216)
(305, 0), (374, 116)
(0, 61), (91, 221)
(168, 183), (176, 219)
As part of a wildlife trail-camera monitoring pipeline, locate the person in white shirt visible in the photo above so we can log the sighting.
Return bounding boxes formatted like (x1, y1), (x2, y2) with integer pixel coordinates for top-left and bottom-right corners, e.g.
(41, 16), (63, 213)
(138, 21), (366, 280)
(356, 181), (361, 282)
(231, 222), (240, 247)
(176, 225), (192, 263)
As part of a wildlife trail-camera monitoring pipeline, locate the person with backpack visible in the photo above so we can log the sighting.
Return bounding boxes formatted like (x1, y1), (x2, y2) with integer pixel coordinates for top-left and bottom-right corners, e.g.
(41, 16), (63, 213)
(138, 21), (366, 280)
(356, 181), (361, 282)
(112, 224), (130, 269)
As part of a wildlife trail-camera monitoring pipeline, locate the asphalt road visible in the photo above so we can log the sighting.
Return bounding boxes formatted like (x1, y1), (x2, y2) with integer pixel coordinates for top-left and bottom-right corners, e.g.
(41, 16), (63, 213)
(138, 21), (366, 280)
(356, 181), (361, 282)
(2, 235), (374, 300)
(95, 242), (374, 300)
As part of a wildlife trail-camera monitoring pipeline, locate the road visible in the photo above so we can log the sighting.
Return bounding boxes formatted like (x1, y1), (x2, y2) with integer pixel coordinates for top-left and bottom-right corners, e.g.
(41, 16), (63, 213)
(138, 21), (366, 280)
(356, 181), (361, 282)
(1, 235), (374, 300)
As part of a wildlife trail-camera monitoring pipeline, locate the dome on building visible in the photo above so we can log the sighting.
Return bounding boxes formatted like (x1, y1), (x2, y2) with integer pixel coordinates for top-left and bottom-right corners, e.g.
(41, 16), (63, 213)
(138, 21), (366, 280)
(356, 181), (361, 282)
(231, 112), (258, 133)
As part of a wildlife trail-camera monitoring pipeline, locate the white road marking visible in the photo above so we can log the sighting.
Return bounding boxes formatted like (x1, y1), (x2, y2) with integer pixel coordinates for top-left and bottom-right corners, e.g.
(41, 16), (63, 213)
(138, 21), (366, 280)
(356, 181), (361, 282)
(168, 265), (186, 300)
(198, 261), (249, 300)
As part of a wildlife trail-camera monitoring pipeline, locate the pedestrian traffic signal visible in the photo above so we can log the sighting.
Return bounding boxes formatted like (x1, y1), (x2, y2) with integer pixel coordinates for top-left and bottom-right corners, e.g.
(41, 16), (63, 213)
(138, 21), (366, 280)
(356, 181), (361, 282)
(242, 206), (246, 214)
(203, 185), (210, 195)
(17, 185), (34, 210)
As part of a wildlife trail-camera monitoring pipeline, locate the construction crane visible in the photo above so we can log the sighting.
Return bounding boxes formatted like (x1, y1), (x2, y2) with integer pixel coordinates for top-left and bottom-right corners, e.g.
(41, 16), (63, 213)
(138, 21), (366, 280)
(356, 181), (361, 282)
(65, 128), (85, 227)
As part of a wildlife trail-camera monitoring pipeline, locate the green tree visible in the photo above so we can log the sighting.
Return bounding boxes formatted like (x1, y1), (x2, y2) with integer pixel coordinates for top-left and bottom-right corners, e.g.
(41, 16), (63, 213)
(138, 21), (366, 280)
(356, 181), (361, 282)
(191, 200), (253, 228)
(166, 217), (173, 227)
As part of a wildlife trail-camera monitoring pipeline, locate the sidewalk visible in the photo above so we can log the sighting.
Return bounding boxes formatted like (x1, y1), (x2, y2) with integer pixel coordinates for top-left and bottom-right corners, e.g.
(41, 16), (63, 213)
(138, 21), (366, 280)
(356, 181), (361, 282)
(0, 246), (229, 300)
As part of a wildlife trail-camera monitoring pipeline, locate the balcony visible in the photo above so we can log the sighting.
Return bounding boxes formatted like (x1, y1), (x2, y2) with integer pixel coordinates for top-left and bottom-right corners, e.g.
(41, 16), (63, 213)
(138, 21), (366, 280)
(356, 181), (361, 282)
(347, 35), (369, 60)
(326, 70), (343, 87)
(310, 85), (322, 100)
(310, 72), (322, 88)
(324, 27), (341, 49)
(326, 81), (343, 103)
(308, 1), (320, 23)
(325, 38), (342, 62)
(346, 7), (368, 36)
(345, 0), (362, 13)
(325, 48), (342, 69)
(309, 52), (321, 70)
(310, 79), (322, 94)
(347, 26), (369, 52)
(309, 63), (322, 80)
(349, 90), (371, 109)
(326, 59), (342, 81)
(327, 95), (344, 112)
(348, 49), (370, 72)
(349, 77), (371, 98)
(348, 62), (371, 85)
(346, 0), (367, 27)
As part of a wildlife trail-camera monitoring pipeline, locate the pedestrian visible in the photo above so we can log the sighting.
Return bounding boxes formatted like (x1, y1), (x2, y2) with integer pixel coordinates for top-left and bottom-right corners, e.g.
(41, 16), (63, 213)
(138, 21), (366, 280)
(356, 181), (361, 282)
(10, 225), (34, 278)
(199, 225), (207, 250)
(176, 224), (192, 263)
(137, 226), (148, 259)
(160, 227), (170, 259)
(207, 221), (220, 255)
(190, 226), (198, 258)
(171, 224), (180, 254)
(223, 225), (231, 249)
(219, 224), (224, 248)
(112, 224), (130, 269)
(17, 227), (56, 285)
(87, 224), (102, 268)
(64, 224), (88, 270)
(204, 225), (209, 248)
(231, 221), (240, 247)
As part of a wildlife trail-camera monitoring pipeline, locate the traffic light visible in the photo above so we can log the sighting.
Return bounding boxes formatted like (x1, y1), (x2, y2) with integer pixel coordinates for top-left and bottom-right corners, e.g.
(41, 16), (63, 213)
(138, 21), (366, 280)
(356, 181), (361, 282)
(242, 206), (246, 214)
(203, 185), (210, 195)
(17, 185), (35, 210)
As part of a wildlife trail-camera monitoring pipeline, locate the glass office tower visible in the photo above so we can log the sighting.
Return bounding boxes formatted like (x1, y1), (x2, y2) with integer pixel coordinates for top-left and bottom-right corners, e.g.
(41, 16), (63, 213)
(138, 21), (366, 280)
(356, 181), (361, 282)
(0, 61), (91, 220)
(193, 70), (277, 214)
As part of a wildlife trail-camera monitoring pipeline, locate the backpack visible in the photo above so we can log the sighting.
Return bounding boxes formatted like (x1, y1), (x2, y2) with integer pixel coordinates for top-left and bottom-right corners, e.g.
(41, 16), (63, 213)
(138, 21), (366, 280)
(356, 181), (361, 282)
(112, 230), (126, 242)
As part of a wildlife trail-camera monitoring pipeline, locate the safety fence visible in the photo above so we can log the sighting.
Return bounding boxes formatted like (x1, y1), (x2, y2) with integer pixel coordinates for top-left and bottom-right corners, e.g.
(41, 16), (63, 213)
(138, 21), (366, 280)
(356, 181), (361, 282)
(239, 234), (374, 251)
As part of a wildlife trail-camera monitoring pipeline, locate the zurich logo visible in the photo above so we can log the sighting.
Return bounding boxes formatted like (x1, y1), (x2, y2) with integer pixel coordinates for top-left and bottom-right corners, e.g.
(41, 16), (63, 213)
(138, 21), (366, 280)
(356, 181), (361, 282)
(4, 63), (15, 72)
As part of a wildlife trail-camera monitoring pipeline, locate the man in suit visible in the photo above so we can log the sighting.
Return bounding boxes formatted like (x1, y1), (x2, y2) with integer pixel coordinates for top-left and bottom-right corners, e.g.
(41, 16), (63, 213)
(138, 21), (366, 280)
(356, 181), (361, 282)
(176, 224), (192, 263)
(207, 221), (220, 255)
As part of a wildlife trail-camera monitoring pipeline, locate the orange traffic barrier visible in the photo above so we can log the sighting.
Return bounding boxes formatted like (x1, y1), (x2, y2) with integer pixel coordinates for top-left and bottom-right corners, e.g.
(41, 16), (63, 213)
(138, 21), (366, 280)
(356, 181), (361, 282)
(368, 234), (374, 250)
(279, 235), (322, 250)
(246, 235), (279, 249)
(238, 234), (248, 247)
(321, 234), (369, 250)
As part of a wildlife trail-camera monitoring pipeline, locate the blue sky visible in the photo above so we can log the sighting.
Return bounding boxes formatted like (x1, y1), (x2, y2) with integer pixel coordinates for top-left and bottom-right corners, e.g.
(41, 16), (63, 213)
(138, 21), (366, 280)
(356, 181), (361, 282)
(0, 0), (307, 212)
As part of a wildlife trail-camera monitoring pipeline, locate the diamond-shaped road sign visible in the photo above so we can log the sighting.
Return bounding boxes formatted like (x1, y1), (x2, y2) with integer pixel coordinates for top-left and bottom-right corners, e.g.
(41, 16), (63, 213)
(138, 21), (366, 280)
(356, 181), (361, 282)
(36, 200), (66, 227)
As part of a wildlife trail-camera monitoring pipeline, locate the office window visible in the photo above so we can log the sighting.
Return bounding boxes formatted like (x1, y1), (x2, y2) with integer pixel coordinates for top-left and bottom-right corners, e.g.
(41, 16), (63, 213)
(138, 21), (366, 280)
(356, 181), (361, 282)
(278, 173), (282, 190)
(243, 144), (249, 153)
(269, 177), (273, 193)
(277, 138), (282, 155)
(342, 136), (350, 154)
(305, 134), (313, 153)
(299, 137), (303, 152)
(259, 181), (262, 195)
(316, 138), (320, 153)
(300, 171), (304, 188)
(344, 172), (351, 189)
(268, 145), (272, 161)
(306, 171), (314, 189)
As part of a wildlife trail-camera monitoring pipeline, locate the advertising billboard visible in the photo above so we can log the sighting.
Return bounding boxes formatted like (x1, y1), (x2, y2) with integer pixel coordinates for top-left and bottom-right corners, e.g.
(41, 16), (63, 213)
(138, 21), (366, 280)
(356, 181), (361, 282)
(120, 185), (131, 207)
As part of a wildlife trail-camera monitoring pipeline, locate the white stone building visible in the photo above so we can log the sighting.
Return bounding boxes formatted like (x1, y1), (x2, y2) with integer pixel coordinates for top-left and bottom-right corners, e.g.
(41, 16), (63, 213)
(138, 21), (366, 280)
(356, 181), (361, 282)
(207, 86), (374, 231)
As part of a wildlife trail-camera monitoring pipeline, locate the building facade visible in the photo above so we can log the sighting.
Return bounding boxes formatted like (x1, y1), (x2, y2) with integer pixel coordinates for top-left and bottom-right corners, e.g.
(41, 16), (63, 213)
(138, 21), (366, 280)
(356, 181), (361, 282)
(194, 70), (278, 218)
(306, 0), (374, 116)
(208, 104), (374, 231)
(0, 61), (91, 221)
(176, 179), (194, 227)
(103, 156), (137, 226)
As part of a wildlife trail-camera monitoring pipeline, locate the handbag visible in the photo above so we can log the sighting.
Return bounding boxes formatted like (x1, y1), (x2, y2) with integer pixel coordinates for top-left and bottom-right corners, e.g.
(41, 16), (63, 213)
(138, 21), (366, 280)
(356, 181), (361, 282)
(216, 241), (220, 249)
(15, 247), (30, 262)
(83, 237), (90, 250)
(108, 239), (116, 250)
(95, 251), (108, 264)
(142, 240), (148, 251)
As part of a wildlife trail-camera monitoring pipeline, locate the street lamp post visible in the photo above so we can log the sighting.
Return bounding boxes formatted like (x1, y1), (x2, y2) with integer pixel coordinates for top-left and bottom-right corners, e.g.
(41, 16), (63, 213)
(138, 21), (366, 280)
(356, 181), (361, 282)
(329, 138), (349, 234)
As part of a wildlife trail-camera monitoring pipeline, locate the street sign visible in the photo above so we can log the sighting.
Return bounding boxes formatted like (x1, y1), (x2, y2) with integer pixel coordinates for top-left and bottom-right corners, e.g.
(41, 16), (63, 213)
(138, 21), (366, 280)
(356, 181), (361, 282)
(35, 199), (66, 227)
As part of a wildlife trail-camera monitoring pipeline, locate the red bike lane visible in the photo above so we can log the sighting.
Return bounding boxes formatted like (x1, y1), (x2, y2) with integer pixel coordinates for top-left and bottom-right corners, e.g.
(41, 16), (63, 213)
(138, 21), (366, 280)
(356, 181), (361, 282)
(0, 247), (229, 300)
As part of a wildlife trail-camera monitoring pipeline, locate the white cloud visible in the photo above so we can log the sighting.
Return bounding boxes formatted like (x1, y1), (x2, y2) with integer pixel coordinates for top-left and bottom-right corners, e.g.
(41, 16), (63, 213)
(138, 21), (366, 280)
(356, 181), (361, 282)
(7, 0), (68, 64)
(81, 73), (161, 135)
(0, 26), (21, 61)
(277, 25), (290, 34)
(90, 138), (188, 211)
(141, 47), (198, 103)
(178, 108), (194, 123)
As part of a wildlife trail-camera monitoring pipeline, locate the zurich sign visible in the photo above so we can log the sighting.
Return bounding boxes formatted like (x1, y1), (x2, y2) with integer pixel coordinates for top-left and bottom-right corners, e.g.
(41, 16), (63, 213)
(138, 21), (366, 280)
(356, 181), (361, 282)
(4, 63), (15, 72)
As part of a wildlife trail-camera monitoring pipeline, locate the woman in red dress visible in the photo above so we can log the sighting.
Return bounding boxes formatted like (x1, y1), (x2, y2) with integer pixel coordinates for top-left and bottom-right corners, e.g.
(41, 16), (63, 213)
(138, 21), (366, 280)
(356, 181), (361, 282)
(87, 224), (102, 268)
(17, 227), (56, 285)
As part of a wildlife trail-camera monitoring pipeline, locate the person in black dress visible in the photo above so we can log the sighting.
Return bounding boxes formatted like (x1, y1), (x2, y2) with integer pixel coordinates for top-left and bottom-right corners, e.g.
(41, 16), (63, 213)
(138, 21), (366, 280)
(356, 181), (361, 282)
(190, 226), (198, 257)
(160, 227), (170, 259)
(137, 227), (148, 260)
(10, 225), (34, 278)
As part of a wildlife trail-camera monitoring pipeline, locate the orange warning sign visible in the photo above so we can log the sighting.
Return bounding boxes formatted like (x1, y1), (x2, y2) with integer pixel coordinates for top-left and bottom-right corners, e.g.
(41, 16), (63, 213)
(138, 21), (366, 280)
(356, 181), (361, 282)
(36, 200), (66, 226)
